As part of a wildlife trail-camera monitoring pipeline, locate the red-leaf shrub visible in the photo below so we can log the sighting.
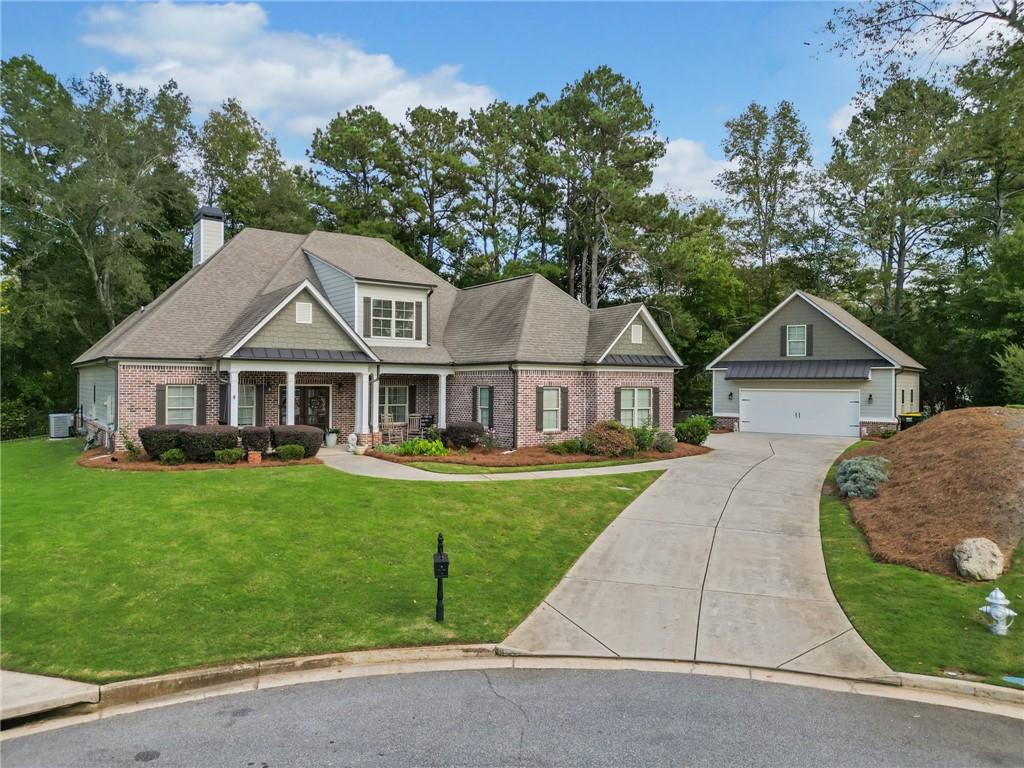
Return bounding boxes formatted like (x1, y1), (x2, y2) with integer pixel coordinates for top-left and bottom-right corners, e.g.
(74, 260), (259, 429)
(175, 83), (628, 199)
(583, 420), (637, 457)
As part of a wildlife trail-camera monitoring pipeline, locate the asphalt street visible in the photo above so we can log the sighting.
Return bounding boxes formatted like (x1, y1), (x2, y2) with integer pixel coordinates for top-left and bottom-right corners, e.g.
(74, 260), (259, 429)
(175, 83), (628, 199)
(3, 669), (1022, 768)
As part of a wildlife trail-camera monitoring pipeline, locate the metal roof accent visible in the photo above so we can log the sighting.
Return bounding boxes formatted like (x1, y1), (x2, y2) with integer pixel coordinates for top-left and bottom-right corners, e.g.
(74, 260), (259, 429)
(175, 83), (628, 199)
(603, 354), (679, 367)
(234, 347), (374, 362)
(723, 358), (891, 380)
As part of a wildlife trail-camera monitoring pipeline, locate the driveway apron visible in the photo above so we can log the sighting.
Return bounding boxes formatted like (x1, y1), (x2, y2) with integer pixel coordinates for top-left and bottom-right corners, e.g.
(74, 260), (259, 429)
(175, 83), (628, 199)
(501, 433), (894, 681)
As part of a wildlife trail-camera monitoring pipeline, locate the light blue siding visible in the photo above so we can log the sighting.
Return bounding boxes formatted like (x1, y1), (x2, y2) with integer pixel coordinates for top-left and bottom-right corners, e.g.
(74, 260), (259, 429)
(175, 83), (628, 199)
(309, 254), (356, 326)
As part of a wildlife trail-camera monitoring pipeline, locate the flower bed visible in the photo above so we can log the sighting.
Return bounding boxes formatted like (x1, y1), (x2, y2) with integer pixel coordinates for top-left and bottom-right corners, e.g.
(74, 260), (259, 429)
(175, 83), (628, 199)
(370, 441), (708, 468)
(77, 449), (322, 471)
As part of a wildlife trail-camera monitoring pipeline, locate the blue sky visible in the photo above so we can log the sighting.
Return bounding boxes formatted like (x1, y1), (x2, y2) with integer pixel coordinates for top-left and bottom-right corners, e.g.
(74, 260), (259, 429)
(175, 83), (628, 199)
(1, 1), (862, 197)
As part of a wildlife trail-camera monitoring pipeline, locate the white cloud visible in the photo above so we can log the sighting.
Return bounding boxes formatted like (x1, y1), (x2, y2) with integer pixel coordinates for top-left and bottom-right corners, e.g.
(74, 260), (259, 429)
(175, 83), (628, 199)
(828, 100), (858, 137)
(80, 2), (494, 135)
(652, 137), (732, 201)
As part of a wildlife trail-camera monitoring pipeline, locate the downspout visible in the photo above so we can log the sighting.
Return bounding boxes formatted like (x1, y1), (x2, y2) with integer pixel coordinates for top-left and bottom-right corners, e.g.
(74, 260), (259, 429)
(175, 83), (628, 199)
(104, 358), (118, 450)
(508, 364), (517, 449)
(425, 288), (433, 346)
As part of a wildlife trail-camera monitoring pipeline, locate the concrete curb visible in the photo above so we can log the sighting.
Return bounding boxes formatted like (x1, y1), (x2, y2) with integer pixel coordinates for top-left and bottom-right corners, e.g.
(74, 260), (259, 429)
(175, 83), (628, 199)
(2, 645), (1020, 740)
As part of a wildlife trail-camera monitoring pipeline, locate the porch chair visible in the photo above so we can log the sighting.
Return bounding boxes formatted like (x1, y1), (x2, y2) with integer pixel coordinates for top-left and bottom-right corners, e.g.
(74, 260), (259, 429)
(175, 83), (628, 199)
(381, 412), (405, 444)
(406, 413), (423, 439)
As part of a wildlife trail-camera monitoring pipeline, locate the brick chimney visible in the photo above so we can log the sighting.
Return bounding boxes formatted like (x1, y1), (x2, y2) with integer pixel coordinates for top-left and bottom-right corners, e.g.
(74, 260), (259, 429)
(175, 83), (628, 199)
(192, 206), (224, 267)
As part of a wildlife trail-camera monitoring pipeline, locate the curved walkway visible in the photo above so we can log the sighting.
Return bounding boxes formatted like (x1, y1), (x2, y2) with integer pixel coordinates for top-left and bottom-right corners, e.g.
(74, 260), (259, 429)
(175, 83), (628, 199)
(498, 432), (894, 680)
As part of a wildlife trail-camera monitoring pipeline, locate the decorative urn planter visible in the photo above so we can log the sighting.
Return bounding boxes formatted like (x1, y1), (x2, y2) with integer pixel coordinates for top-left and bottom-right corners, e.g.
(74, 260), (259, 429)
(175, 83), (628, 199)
(353, 444), (367, 455)
(325, 432), (339, 448)
(247, 451), (263, 465)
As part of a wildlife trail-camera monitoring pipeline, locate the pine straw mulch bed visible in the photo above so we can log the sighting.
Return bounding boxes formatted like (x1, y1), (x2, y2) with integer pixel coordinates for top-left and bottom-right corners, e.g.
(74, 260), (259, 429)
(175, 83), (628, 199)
(76, 448), (323, 472)
(843, 406), (1024, 578)
(369, 441), (709, 468)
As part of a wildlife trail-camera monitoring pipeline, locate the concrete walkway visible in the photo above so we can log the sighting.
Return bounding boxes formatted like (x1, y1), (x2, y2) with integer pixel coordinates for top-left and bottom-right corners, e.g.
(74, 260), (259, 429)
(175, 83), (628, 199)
(0, 670), (98, 720)
(499, 432), (895, 681)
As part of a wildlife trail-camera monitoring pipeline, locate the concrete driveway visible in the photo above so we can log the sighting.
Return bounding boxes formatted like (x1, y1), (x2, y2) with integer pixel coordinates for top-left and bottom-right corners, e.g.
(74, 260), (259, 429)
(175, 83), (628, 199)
(501, 432), (895, 681)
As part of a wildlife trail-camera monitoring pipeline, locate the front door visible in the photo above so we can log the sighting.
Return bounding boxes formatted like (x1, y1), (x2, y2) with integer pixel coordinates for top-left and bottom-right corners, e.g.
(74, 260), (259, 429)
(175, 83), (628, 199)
(280, 386), (330, 431)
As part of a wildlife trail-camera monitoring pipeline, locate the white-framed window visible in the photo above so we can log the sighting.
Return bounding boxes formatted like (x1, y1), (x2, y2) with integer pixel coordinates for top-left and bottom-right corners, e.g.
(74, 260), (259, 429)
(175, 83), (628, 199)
(394, 301), (415, 339)
(631, 323), (643, 344)
(379, 385), (409, 424)
(295, 301), (312, 324)
(238, 384), (257, 427)
(371, 298), (393, 337)
(786, 324), (807, 357)
(166, 384), (197, 425)
(619, 387), (653, 427)
(477, 387), (491, 426)
(542, 387), (561, 431)
(370, 299), (416, 338)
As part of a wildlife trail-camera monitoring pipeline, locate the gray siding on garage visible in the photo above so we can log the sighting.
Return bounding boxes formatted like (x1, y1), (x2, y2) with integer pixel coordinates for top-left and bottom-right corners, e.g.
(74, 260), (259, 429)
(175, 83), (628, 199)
(714, 369), (895, 422)
(309, 254), (356, 326)
(896, 371), (920, 414)
(78, 364), (116, 427)
(722, 298), (878, 362)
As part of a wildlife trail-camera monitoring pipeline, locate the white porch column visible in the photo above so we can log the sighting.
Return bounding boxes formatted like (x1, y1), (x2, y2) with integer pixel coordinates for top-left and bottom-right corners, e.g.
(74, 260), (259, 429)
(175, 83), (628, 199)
(370, 375), (381, 433)
(285, 370), (296, 425)
(228, 369), (240, 427)
(355, 371), (369, 434)
(437, 373), (447, 428)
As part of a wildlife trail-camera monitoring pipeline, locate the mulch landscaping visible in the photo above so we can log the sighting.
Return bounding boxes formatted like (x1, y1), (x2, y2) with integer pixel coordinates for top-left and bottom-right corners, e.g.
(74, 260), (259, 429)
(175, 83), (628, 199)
(76, 448), (322, 471)
(845, 406), (1024, 578)
(370, 441), (709, 468)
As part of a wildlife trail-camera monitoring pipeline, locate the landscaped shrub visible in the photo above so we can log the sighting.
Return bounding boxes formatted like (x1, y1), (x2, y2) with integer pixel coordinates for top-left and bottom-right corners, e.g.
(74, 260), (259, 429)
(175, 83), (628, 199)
(548, 438), (584, 455)
(276, 444), (305, 461)
(159, 448), (186, 466)
(178, 425), (239, 462)
(836, 456), (892, 498)
(443, 421), (485, 449)
(138, 425), (186, 459)
(240, 426), (271, 454)
(1, 399), (30, 440)
(270, 425), (323, 457)
(584, 420), (637, 457)
(675, 415), (714, 446)
(214, 447), (245, 464)
(395, 438), (448, 456)
(653, 431), (675, 453)
(630, 424), (657, 451)
(120, 430), (142, 460)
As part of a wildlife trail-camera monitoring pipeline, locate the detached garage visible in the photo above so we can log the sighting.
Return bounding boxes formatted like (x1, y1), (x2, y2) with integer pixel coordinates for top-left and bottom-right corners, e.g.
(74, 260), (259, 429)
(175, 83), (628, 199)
(706, 291), (925, 438)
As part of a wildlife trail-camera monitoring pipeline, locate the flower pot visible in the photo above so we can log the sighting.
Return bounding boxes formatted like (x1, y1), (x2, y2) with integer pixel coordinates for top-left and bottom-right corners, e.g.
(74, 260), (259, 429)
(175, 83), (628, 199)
(353, 444), (367, 455)
(325, 432), (338, 447)
(247, 451), (263, 465)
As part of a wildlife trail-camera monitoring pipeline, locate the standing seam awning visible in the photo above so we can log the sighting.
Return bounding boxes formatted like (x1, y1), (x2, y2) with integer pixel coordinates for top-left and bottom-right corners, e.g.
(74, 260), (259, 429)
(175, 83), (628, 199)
(723, 358), (892, 380)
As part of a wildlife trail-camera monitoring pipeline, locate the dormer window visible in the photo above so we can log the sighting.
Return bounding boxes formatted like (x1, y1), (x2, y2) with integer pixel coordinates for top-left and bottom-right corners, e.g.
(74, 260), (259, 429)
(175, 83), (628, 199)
(371, 299), (415, 338)
(295, 302), (312, 324)
(786, 324), (806, 357)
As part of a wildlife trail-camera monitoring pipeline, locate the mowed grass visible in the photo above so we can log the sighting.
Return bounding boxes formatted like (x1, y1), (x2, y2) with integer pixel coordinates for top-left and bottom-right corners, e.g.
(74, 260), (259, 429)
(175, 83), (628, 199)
(407, 458), (661, 474)
(820, 444), (1024, 687)
(1, 439), (658, 683)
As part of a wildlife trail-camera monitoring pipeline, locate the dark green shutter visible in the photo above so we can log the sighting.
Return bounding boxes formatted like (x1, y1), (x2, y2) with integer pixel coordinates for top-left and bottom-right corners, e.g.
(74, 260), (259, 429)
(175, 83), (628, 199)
(363, 297), (371, 337)
(219, 383), (229, 424)
(614, 387), (622, 422)
(425, 294), (432, 344)
(560, 386), (569, 431)
(414, 301), (423, 340)
(806, 324), (814, 356)
(487, 387), (494, 429)
(196, 384), (207, 425)
(535, 387), (544, 431)
(780, 326), (787, 356)
(652, 388), (660, 427)
(409, 385), (417, 414)
(255, 384), (265, 426)
(155, 385), (166, 425)
(472, 386), (479, 423)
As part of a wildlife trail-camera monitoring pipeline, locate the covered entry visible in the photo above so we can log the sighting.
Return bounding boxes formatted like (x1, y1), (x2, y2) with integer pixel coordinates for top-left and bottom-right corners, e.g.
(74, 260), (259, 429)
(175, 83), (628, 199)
(739, 388), (860, 437)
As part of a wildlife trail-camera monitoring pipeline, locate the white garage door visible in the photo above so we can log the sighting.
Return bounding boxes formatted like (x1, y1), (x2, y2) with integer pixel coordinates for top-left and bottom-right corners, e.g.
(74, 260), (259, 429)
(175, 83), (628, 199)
(739, 389), (860, 437)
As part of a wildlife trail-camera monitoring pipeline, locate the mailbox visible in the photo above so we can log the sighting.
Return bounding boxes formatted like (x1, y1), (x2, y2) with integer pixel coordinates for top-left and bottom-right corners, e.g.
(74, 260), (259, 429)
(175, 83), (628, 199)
(433, 551), (449, 579)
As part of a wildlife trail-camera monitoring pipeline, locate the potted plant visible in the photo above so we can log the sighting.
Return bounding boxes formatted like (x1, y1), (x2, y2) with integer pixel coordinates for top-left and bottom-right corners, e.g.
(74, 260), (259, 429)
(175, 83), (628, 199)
(325, 428), (340, 447)
(353, 442), (367, 455)
(247, 450), (263, 465)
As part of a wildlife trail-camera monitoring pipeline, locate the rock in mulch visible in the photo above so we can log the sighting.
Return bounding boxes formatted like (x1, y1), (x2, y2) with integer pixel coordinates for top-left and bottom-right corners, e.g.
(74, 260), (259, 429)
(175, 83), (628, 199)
(953, 537), (1005, 580)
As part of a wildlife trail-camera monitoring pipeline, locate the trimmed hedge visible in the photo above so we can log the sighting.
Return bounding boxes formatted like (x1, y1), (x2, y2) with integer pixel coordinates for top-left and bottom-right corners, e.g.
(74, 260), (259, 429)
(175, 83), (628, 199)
(270, 425), (323, 457)
(444, 421), (485, 449)
(178, 425), (239, 462)
(241, 426), (271, 454)
(138, 425), (187, 459)
(584, 420), (636, 457)
(276, 444), (305, 461)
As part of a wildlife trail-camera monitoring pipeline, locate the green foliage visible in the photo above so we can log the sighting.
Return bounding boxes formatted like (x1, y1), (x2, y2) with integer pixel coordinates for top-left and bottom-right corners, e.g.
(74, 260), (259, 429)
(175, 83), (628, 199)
(675, 415), (714, 445)
(137, 426), (186, 460)
(835, 456), (891, 498)
(548, 438), (585, 455)
(394, 438), (448, 457)
(178, 426), (239, 462)
(630, 424), (657, 451)
(275, 444), (305, 461)
(443, 422), (485, 449)
(214, 448), (245, 465)
(240, 426), (271, 454)
(120, 431), (142, 461)
(993, 343), (1024, 403)
(584, 420), (637, 457)
(158, 448), (186, 466)
(269, 425), (323, 458)
(653, 431), (676, 453)
(1, 399), (30, 440)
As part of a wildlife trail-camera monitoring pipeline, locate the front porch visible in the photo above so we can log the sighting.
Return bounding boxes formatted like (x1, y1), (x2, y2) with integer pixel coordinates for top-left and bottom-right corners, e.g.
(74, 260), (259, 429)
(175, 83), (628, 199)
(221, 361), (451, 445)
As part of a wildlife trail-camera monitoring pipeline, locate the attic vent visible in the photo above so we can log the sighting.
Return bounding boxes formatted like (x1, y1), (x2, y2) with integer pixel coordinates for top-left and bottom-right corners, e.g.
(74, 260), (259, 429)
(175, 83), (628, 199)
(296, 302), (313, 324)
(631, 323), (643, 344)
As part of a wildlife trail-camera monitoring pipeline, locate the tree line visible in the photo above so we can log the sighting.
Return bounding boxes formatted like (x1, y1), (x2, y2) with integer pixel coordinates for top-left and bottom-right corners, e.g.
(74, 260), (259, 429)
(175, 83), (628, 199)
(2, 4), (1022, 436)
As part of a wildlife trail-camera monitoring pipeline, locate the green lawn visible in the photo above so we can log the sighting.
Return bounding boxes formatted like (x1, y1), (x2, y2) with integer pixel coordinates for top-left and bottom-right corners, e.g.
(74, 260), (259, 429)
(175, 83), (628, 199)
(1, 439), (658, 683)
(820, 444), (1024, 687)
(407, 458), (661, 474)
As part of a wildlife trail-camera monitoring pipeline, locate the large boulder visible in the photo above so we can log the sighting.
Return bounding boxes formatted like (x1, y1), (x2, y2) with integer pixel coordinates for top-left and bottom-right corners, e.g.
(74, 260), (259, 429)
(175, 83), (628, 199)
(953, 538), (1004, 580)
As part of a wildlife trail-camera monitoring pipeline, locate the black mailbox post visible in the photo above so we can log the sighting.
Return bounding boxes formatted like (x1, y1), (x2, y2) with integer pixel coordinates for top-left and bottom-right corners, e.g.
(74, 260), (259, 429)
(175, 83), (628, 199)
(433, 532), (449, 622)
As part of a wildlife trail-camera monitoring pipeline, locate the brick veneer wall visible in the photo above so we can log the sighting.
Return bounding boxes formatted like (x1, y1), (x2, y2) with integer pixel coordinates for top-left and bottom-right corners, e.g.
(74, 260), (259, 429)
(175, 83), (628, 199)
(592, 370), (675, 430)
(116, 363), (219, 450)
(447, 370), (516, 448)
(714, 416), (739, 431)
(859, 420), (898, 437)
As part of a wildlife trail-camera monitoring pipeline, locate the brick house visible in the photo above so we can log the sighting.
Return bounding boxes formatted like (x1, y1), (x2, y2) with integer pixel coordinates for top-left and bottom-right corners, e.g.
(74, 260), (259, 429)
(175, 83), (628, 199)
(74, 207), (683, 450)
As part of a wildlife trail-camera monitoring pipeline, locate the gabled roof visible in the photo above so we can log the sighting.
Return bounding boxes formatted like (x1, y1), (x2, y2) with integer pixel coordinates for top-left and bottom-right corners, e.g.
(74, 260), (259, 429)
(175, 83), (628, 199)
(586, 304), (643, 362)
(705, 290), (925, 371)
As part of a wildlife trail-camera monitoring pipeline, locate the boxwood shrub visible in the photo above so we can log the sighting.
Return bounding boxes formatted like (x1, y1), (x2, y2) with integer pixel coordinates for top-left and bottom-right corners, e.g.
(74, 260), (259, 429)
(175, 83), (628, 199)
(270, 425), (323, 457)
(675, 415), (714, 446)
(443, 421), (485, 449)
(653, 431), (675, 452)
(138, 425), (186, 459)
(159, 448), (186, 466)
(214, 447), (245, 465)
(240, 426), (271, 454)
(178, 425), (239, 462)
(276, 444), (305, 461)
